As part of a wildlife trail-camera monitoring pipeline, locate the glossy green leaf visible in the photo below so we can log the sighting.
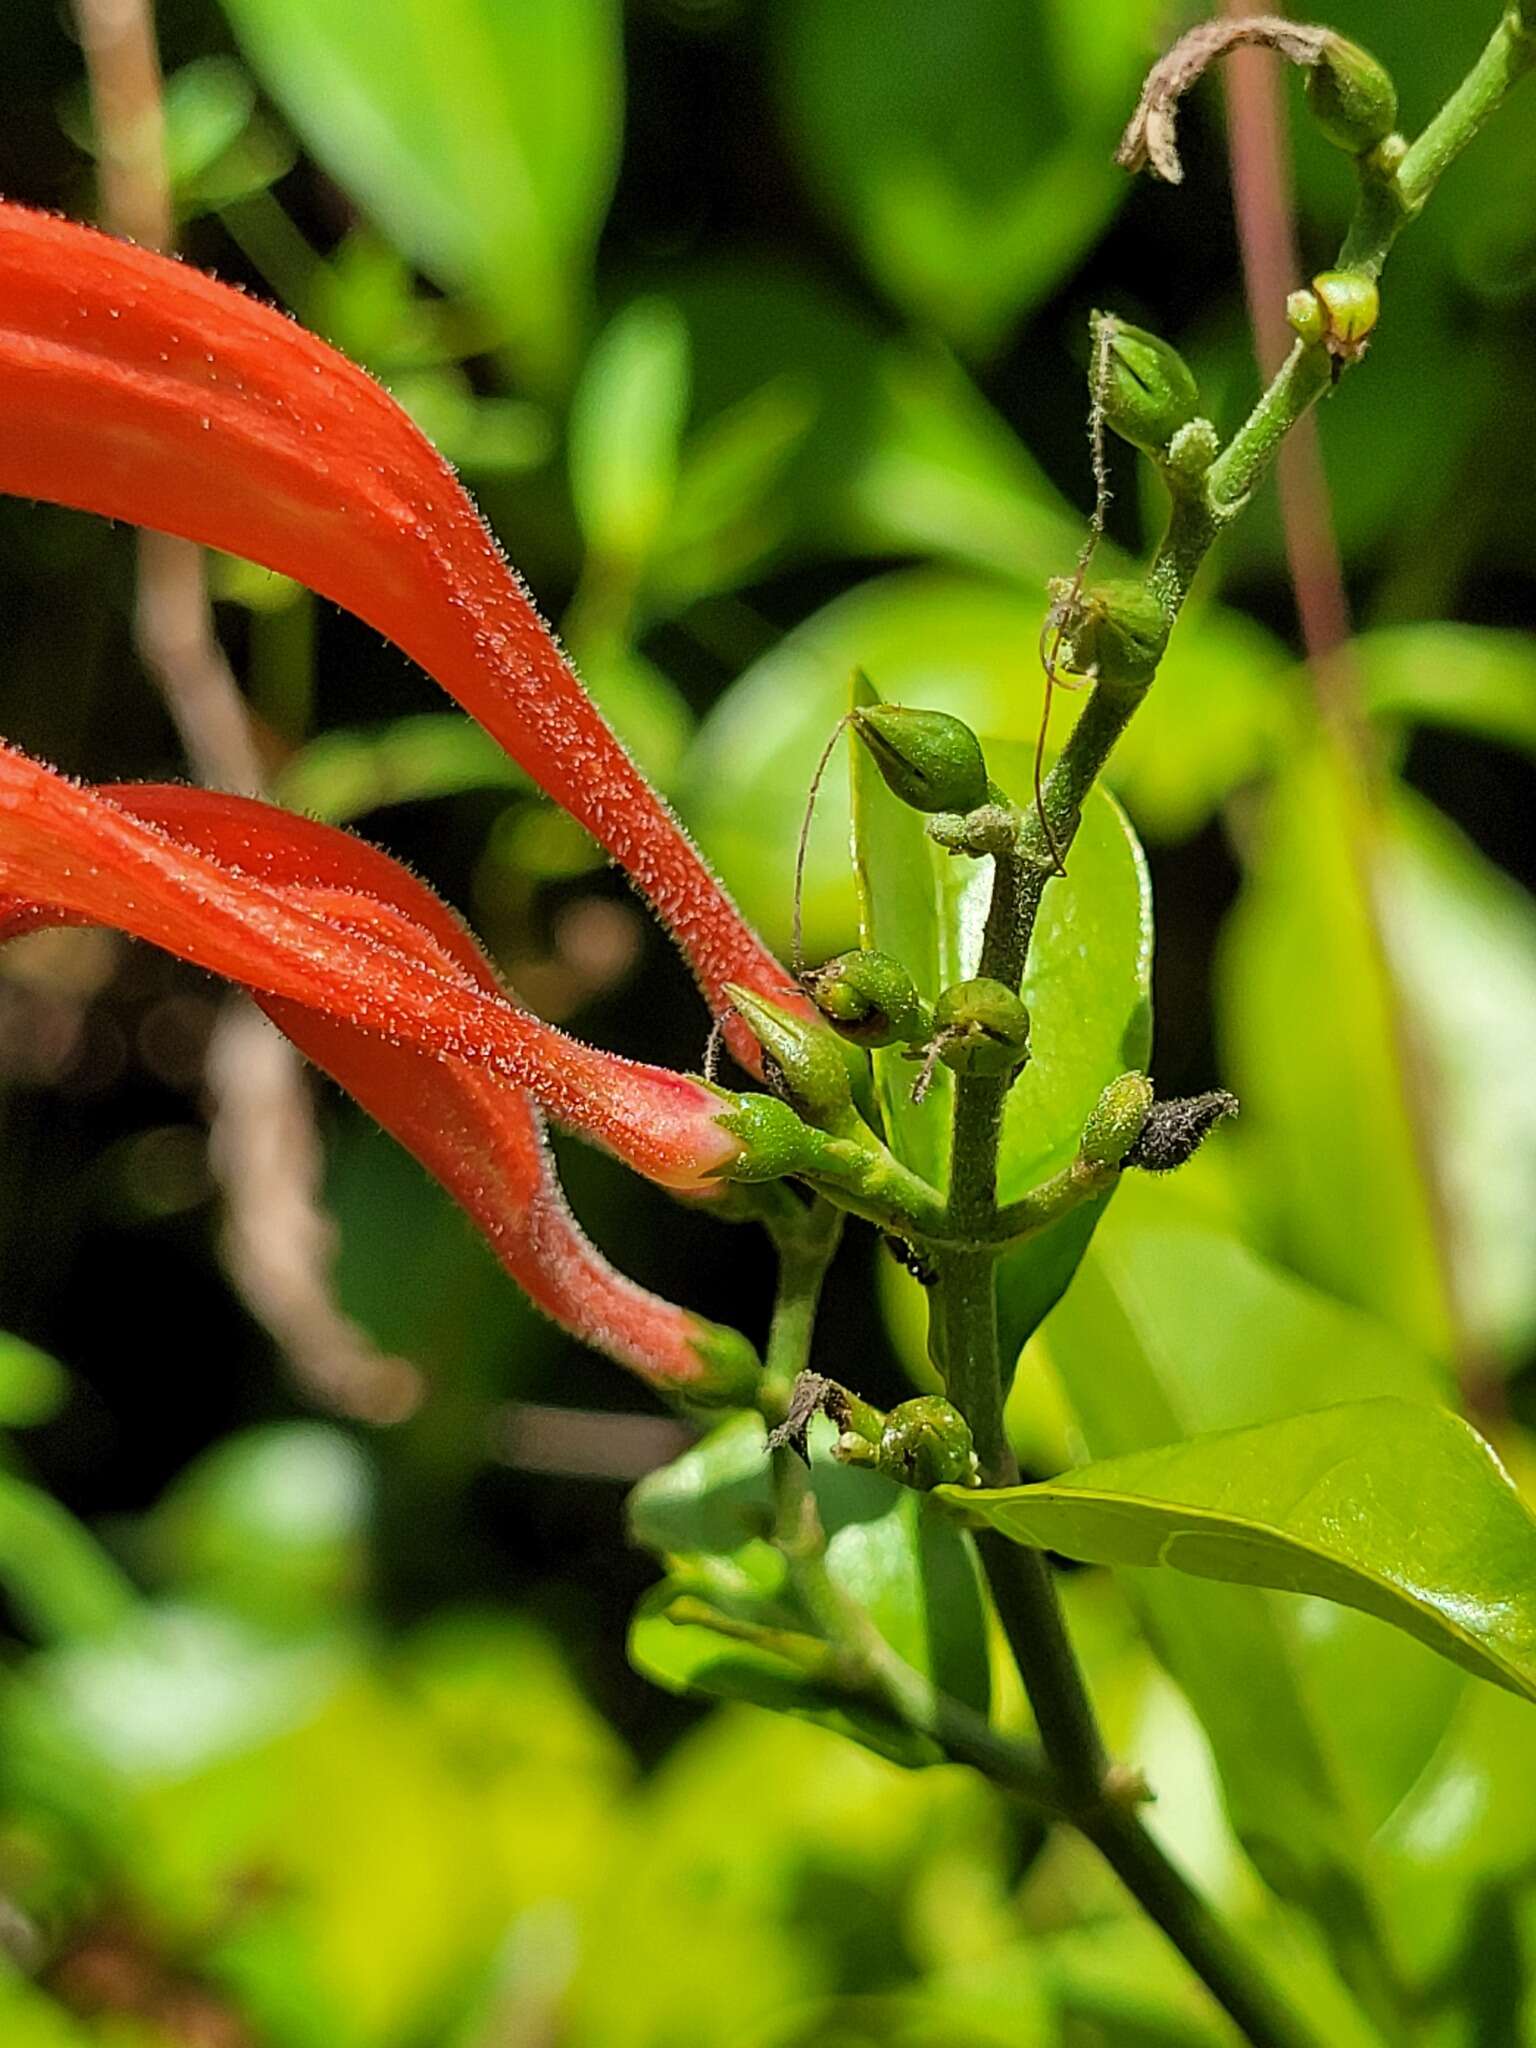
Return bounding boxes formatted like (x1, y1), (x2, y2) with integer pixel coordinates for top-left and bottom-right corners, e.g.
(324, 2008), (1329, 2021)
(1217, 735), (1455, 1360)
(1039, 1207), (1472, 1930)
(218, 0), (622, 388)
(775, 0), (1156, 352)
(945, 1397), (1536, 1703)
(628, 1413), (990, 1765)
(568, 298), (690, 570)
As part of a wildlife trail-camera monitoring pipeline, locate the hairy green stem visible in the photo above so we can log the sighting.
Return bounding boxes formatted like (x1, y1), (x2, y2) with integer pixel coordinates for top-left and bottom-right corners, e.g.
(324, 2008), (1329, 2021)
(761, 1196), (843, 1415)
(1393, 7), (1536, 222)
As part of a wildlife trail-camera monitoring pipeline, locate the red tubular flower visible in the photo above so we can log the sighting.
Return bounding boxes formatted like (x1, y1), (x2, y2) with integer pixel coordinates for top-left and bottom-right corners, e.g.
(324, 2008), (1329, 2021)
(0, 200), (810, 1069)
(0, 746), (740, 1194)
(0, 755), (757, 1404)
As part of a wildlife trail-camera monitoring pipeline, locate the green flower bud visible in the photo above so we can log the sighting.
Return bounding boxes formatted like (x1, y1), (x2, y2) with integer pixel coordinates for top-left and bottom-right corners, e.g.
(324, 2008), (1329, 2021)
(1305, 35), (1398, 157)
(875, 1397), (979, 1489)
(1286, 289), (1327, 348)
(727, 984), (855, 1129)
(1079, 1071), (1155, 1169)
(1311, 271), (1380, 364)
(805, 950), (932, 1048)
(931, 978), (1031, 1078)
(852, 704), (990, 815)
(1095, 314), (1201, 457)
(1049, 579), (1170, 692)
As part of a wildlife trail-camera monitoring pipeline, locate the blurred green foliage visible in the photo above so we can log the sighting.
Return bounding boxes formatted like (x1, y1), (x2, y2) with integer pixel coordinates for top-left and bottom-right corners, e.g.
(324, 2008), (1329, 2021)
(1, 0), (1535, 2041)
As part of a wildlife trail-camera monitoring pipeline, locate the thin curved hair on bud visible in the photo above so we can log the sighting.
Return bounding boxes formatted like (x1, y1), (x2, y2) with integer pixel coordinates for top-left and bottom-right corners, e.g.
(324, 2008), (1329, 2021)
(1036, 310), (1117, 875)
(793, 710), (855, 978)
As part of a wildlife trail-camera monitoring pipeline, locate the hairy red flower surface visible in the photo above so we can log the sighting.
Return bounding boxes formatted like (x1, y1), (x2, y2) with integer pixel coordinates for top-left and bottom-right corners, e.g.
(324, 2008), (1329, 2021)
(0, 753), (756, 1400)
(0, 200), (809, 1068)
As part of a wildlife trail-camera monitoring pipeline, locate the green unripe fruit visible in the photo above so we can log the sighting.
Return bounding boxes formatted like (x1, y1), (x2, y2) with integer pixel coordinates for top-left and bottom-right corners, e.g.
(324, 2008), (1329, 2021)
(1080, 1071), (1155, 1169)
(876, 1397), (979, 1489)
(1305, 35), (1398, 156)
(852, 704), (990, 814)
(1050, 579), (1170, 691)
(931, 978), (1031, 1078)
(806, 950), (932, 1048)
(1095, 315), (1201, 456)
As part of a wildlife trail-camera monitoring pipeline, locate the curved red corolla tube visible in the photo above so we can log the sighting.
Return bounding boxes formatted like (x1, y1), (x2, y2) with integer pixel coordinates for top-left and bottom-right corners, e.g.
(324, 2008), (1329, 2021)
(0, 200), (808, 1069)
(0, 766), (756, 1399)
(0, 746), (742, 1193)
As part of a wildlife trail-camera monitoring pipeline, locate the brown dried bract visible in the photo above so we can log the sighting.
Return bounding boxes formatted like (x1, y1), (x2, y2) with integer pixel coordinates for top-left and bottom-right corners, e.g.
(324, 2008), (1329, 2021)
(1117, 16), (1332, 183)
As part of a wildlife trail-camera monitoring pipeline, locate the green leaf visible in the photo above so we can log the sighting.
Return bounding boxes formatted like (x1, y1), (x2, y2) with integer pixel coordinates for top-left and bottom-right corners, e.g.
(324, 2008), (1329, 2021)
(651, 374), (818, 610)
(628, 1414), (990, 1765)
(218, 0), (622, 389)
(1374, 795), (1536, 1364)
(568, 298), (691, 570)
(1360, 622), (1536, 760)
(668, 270), (1079, 586)
(774, 0), (1156, 352)
(143, 1424), (373, 1630)
(1217, 735), (1455, 1360)
(272, 715), (527, 822)
(0, 1470), (137, 1647)
(1037, 1208), (1481, 1938)
(945, 1398), (1536, 1704)
(0, 1333), (67, 1428)
(850, 702), (1151, 1357)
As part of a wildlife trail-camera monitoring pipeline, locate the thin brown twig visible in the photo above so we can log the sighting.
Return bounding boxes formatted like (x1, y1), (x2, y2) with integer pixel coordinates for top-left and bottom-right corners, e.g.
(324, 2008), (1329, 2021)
(70, 0), (421, 1423)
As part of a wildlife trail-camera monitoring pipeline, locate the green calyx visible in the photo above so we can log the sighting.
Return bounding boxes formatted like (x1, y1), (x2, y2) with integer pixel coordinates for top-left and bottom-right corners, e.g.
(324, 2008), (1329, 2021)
(1048, 579), (1170, 692)
(1095, 314), (1201, 457)
(851, 704), (990, 814)
(726, 985), (859, 1129)
(715, 1092), (834, 1182)
(1079, 1071), (1155, 1169)
(683, 1320), (764, 1409)
(1305, 34), (1398, 157)
(805, 950), (932, 1048)
(929, 979), (1031, 1079)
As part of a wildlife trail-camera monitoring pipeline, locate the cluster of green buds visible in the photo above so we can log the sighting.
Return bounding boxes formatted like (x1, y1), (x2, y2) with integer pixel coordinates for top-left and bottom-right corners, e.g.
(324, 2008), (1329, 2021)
(802, 706), (1035, 1092)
